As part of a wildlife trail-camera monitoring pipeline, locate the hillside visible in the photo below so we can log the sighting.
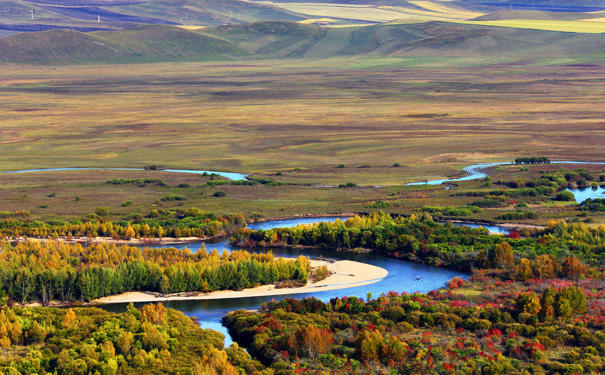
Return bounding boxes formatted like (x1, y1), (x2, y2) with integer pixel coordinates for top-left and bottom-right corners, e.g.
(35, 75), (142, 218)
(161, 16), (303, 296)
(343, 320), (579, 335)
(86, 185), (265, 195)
(0, 25), (247, 63)
(206, 20), (605, 60)
(0, 0), (306, 32)
(1, 20), (603, 64)
(0, 0), (490, 33)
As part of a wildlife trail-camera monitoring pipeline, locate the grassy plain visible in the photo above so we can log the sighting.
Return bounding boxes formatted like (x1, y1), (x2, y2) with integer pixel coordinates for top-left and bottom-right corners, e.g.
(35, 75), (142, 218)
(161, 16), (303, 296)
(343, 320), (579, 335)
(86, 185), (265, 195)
(0, 58), (604, 221)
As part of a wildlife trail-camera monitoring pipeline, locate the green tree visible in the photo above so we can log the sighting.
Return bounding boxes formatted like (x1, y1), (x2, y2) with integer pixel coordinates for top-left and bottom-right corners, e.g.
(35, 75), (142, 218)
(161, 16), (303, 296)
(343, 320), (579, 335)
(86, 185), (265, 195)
(492, 242), (514, 270)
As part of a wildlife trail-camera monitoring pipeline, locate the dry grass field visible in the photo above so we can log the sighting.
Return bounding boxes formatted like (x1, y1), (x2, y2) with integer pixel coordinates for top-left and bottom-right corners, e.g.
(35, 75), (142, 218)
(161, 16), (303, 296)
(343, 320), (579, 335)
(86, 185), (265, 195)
(458, 19), (605, 33)
(0, 58), (604, 219)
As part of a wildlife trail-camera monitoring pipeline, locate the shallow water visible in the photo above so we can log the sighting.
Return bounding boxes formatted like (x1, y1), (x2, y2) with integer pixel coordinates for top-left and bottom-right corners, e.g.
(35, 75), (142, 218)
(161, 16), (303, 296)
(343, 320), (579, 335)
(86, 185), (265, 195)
(567, 186), (605, 204)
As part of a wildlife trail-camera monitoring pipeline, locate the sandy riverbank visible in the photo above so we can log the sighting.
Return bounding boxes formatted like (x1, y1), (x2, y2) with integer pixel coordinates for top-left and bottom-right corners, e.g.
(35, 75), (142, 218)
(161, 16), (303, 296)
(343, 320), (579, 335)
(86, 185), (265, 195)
(93, 259), (388, 305)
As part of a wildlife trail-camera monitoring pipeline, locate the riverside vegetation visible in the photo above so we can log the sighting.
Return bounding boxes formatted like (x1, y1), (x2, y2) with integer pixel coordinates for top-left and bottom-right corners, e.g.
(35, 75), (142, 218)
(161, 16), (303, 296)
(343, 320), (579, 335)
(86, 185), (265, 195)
(0, 240), (311, 304)
(223, 213), (605, 375)
(1, 205), (605, 374)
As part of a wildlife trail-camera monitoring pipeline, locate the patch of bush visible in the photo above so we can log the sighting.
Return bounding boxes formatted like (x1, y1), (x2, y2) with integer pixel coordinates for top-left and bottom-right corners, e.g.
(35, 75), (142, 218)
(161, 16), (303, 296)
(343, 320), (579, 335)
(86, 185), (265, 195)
(497, 211), (536, 220)
(367, 201), (390, 209)
(206, 180), (228, 186)
(555, 191), (575, 201)
(95, 207), (109, 217)
(161, 194), (186, 202)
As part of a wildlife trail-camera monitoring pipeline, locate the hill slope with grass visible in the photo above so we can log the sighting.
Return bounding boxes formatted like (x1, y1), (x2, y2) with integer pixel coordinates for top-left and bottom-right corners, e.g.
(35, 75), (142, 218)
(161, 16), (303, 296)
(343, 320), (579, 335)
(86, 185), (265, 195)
(205, 20), (605, 60)
(1, 20), (603, 64)
(0, 25), (247, 63)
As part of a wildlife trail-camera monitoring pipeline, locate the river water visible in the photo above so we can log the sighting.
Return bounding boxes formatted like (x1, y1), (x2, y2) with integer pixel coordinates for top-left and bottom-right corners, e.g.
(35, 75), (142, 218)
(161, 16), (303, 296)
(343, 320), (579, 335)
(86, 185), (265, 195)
(101, 217), (480, 345)
(4, 164), (585, 343)
(407, 161), (605, 204)
(1, 167), (247, 181)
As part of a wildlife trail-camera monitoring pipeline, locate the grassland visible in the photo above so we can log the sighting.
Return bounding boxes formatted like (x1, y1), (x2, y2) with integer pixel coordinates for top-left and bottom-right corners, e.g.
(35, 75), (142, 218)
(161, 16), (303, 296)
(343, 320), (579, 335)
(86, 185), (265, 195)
(0, 57), (604, 223)
(2, 60), (604, 175)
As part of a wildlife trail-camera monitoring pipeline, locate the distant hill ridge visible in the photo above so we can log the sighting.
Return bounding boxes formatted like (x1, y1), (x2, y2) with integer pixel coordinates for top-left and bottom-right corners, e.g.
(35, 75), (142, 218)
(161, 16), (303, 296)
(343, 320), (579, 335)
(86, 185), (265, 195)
(473, 10), (605, 21)
(0, 21), (604, 64)
(0, 25), (246, 63)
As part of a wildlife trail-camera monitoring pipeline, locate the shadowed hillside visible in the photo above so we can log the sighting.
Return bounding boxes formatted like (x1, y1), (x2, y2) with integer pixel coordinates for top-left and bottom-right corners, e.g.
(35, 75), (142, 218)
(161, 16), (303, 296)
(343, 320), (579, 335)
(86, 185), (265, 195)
(0, 25), (247, 63)
(0, 20), (603, 63)
(206, 20), (605, 60)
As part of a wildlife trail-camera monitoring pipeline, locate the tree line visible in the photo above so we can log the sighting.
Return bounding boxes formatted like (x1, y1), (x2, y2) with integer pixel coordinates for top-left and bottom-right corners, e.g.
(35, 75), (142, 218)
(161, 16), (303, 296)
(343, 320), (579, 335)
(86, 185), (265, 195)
(0, 240), (310, 303)
(231, 212), (604, 274)
(0, 208), (246, 240)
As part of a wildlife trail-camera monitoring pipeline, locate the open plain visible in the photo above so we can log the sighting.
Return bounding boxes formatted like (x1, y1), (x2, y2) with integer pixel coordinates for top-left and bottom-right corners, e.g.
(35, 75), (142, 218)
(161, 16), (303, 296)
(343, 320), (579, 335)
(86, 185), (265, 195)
(1, 58), (604, 222)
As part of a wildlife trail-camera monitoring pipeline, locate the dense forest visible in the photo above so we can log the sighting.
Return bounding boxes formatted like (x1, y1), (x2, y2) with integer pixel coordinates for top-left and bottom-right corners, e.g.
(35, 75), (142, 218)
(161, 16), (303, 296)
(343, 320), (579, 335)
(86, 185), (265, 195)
(224, 272), (601, 375)
(0, 240), (311, 304)
(221, 209), (605, 374)
(0, 302), (269, 375)
(231, 212), (604, 273)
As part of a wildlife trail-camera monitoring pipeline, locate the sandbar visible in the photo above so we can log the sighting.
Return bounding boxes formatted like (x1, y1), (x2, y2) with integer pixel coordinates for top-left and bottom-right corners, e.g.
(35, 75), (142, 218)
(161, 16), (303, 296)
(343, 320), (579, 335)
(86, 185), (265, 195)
(93, 259), (388, 305)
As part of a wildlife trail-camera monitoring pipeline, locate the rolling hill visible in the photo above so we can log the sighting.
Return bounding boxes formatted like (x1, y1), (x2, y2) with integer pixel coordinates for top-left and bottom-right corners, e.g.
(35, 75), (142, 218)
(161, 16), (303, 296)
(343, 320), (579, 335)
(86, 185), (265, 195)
(0, 20), (603, 64)
(0, 0), (307, 32)
(0, 25), (247, 63)
(205, 20), (605, 59)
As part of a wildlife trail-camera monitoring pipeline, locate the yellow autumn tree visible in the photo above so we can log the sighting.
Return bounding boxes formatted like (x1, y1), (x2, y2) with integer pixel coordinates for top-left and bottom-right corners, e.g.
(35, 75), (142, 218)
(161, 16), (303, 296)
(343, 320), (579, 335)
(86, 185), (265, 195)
(63, 308), (76, 329)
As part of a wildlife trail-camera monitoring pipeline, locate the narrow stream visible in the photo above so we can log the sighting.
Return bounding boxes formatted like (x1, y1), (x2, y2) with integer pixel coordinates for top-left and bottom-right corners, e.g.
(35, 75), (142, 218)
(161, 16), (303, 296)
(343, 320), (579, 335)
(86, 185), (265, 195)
(1, 167), (248, 181)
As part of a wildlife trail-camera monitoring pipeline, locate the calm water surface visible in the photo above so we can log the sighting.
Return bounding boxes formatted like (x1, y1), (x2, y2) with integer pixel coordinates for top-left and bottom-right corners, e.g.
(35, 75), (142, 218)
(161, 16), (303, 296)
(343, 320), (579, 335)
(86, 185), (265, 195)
(567, 186), (605, 204)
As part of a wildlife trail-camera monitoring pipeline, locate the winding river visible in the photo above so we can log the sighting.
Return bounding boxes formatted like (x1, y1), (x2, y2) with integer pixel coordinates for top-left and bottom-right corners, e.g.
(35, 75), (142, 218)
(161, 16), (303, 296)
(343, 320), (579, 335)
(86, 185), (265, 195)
(99, 217), (514, 345)
(4, 161), (604, 202)
(407, 161), (605, 203)
(4, 162), (602, 343)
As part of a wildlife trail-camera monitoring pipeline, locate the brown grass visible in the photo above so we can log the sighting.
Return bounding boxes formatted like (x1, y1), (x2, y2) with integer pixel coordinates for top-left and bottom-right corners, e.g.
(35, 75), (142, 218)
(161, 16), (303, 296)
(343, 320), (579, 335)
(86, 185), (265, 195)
(1, 60), (604, 220)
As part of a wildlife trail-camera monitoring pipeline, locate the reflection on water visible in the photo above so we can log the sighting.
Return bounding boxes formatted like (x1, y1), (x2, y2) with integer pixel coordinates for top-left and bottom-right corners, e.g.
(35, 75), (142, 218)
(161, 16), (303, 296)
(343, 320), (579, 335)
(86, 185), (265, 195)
(567, 186), (605, 204)
(451, 222), (511, 235)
